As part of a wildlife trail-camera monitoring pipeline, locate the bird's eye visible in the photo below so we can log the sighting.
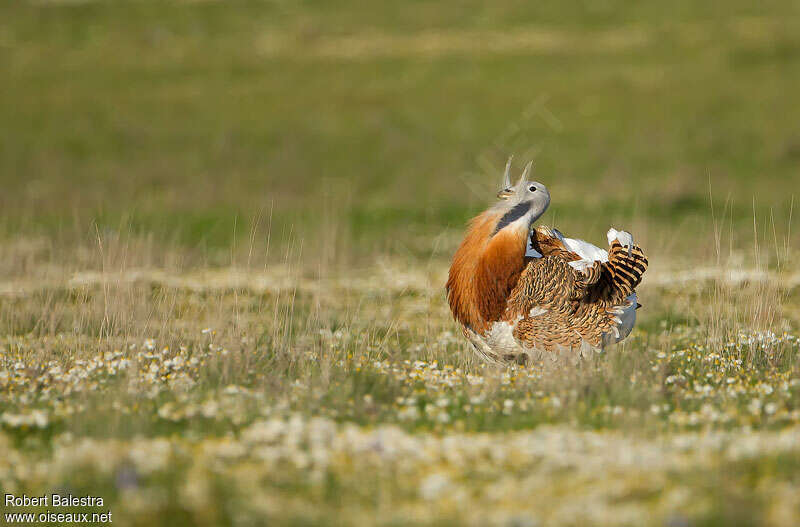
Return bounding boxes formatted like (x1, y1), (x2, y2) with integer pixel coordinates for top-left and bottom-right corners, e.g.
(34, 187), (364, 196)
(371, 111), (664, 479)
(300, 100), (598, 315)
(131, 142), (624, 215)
(528, 185), (537, 192)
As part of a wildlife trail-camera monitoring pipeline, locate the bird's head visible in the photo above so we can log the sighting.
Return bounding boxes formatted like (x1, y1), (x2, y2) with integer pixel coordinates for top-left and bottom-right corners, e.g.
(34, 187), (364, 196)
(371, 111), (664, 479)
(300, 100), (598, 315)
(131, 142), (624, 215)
(491, 158), (550, 235)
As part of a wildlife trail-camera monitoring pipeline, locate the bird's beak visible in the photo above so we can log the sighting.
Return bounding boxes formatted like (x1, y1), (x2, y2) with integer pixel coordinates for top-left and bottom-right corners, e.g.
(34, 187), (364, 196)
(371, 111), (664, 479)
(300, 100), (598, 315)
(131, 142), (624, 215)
(497, 188), (514, 200)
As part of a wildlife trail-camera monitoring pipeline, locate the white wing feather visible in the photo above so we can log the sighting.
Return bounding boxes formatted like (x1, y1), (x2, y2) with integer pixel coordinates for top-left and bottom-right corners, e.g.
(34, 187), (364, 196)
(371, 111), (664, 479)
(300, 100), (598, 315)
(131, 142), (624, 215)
(561, 227), (635, 270)
(534, 226), (635, 270)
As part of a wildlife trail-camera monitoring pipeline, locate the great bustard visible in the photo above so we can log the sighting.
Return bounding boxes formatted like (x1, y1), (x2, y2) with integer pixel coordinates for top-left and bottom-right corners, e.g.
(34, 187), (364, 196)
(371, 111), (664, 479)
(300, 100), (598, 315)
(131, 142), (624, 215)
(446, 159), (648, 363)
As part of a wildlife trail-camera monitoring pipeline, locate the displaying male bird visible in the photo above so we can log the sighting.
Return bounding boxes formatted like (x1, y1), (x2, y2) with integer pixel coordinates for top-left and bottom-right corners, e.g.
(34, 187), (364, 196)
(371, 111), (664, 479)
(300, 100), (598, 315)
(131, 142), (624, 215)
(446, 159), (648, 364)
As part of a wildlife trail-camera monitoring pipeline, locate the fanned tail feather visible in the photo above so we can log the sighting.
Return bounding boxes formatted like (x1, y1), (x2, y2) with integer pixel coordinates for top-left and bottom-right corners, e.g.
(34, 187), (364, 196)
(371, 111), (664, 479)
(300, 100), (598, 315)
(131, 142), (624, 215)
(602, 241), (648, 301)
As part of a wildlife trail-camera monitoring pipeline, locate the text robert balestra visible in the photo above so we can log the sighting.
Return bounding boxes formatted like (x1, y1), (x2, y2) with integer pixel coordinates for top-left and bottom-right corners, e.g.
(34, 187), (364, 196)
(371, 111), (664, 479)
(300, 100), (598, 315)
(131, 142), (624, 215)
(5, 493), (105, 507)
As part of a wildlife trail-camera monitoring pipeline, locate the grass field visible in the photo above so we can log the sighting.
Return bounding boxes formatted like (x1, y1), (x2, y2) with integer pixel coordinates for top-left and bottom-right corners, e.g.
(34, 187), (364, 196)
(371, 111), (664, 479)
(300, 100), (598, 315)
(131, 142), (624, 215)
(2, 1), (800, 526)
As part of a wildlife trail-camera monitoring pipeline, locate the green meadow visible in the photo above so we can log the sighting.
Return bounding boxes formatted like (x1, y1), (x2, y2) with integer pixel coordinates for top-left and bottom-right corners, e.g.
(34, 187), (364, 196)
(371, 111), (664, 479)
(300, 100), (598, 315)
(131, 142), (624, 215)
(1, 1), (800, 525)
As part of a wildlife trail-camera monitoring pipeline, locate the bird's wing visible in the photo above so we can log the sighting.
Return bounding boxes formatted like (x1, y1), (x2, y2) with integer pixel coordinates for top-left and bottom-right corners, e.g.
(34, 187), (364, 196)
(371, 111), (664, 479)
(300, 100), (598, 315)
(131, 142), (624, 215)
(529, 226), (577, 260)
(504, 227), (648, 354)
(528, 227), (605, 293)
(506, 255), (609, 352)
(530, 226), (607, 263)
(530, 226), (648, 304)
(505, 253), (579, 319)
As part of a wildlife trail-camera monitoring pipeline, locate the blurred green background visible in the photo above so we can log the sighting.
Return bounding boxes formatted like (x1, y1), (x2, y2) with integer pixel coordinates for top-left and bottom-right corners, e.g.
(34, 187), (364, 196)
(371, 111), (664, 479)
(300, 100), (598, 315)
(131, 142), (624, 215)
(2, 0), (799, 265)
